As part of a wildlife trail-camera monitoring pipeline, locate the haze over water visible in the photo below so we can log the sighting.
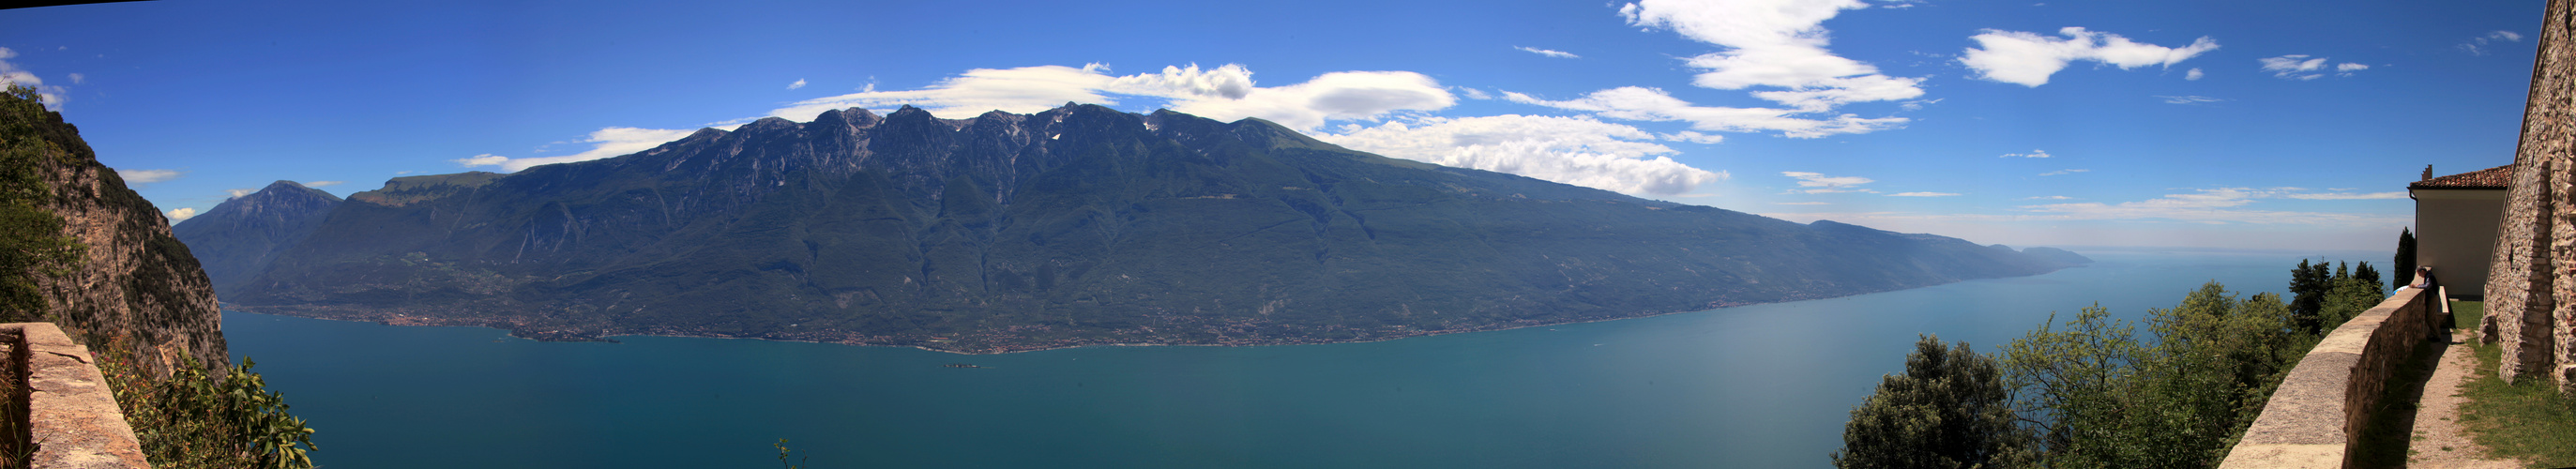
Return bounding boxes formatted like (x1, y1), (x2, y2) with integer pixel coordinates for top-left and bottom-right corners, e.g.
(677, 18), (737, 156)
(225, 250), (2365, 468)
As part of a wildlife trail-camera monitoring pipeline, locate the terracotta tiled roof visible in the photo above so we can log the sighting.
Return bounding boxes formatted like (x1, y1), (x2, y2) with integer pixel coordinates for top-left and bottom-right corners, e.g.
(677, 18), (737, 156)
(2410, 164), (2514, 189)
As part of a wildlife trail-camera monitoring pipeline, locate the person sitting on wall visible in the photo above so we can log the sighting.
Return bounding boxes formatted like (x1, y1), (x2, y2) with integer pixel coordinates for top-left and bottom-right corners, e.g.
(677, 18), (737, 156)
(2397, 266), (2434, 292)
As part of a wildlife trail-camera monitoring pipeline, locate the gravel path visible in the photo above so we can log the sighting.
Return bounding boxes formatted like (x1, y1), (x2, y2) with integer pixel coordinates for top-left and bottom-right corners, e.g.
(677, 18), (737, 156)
(2405, 329), (2522, 469)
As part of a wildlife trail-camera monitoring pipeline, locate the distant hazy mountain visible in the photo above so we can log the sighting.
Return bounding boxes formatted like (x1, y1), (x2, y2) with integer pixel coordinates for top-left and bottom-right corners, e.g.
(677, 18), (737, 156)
(2017, 247), (2095, 265)
(172, 180), (342, 293)
(200, 104), (2086, 353)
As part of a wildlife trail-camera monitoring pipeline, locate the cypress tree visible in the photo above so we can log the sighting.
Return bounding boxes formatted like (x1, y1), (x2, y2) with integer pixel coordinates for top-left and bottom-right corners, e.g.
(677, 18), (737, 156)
(2394, 228), (2417, 291)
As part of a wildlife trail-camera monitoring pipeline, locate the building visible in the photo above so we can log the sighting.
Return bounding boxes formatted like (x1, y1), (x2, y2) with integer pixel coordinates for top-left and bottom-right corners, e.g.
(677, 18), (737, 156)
(2410, 164), (2511, 299)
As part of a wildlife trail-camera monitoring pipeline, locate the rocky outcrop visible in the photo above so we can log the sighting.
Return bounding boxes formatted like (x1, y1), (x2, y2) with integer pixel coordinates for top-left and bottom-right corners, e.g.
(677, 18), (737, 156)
(172, 180), (343, 295)
(13, 99), (226, 376)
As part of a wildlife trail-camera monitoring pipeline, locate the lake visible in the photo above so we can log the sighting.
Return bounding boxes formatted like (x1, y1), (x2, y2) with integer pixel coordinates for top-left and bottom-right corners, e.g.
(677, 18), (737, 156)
(223, 249), (2375, 468)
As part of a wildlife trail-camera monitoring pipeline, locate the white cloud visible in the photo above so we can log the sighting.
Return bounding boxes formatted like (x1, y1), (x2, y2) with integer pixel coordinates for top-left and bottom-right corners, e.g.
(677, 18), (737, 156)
(0, 47), (68, 109)
(1782, 171), (1876, 193)
(2185, 68), (2204, 80)
(452, 154), (508, 167)
(2258, 54), (2364, 80)
(453, 127), (699, 172)
(2039, 169), (2089, 175)
(787, 79), (807, 90)
(1459, 87), (1493, 99)
(2015, 188), (2406, 224)
(1515, 46), (1580, 59)
(2462, 30), (2525, 55)
(1777, 201), (1832, 204)
(767, 64), (1453, 131)
(2286, 191), (2405, 200)
(1999, 149), (2051, 158)
(1659, 130), (1723, 144)
(1616, 0), (1926, 111)
(2157, 95), (2223, 104)
(1322, 114), (1727, 195)
(116, 168), (183, 184)
(1960, 27), (2220, 86)
(224, 189), (254, 198)
(1506, 87), (1905, 138)
(67, 72), (82, 84)
(769, 64), (1118, 120)
(1889, 191), (1960, 197)
(305, 180), (343, 188)
(1157, 68), (1455, 130)
(2024, 195), (2072, 200)
(164, 207), (196, 221)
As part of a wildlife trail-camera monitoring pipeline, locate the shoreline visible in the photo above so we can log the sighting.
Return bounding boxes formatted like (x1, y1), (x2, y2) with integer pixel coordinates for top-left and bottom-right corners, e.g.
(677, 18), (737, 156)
(221, 266), (2086, 356)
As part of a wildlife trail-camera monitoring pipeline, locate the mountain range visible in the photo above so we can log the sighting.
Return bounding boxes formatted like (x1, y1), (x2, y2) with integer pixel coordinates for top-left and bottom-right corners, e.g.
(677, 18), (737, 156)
(174, 104), (2087, 353)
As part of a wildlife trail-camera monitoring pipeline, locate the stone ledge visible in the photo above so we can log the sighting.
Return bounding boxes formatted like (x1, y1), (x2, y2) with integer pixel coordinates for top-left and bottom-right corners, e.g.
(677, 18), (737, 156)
(1, 323), (149, 469)
(2219, 287), (2441, 469)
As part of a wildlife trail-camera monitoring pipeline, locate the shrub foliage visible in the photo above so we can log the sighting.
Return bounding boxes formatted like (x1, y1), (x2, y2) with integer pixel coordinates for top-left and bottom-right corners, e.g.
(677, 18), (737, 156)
(1836, 259), (2389, 468)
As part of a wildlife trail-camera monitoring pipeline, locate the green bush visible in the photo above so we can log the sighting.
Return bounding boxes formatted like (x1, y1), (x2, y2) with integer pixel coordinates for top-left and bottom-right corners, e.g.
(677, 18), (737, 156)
(98, 354), (317, 469)
(1837, 280), (2326, 468)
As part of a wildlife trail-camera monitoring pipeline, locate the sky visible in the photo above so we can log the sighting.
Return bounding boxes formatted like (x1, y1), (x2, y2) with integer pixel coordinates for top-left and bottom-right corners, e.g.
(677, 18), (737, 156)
(0, 0), (2545, 250)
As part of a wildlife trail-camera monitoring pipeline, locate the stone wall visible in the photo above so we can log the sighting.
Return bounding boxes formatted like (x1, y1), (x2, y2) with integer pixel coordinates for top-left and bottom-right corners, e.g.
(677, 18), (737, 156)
(0, 322), (148, 468)
(2219, 287), (2443, 468)
(2485, 0), (2576, 389)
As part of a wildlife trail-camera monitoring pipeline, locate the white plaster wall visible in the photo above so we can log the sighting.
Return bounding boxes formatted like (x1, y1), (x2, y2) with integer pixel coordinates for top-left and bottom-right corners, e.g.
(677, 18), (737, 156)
(2415, 188), (2506, 298)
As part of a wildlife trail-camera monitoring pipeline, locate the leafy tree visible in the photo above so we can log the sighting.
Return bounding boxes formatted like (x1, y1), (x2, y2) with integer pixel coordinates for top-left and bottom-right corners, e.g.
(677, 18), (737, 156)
(1833, 335), (2034, 469)
(1998, 304), (2138, 467)
(2288, 260), (2327, 334)
(1997, 282), (2310, 468)
(2317, 276), (2385, 331)
(2353, 262), (2381, 294)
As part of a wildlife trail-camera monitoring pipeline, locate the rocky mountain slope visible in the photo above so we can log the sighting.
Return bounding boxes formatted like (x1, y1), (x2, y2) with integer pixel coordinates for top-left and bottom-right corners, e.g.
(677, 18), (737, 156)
(207, 104), (2085, 353)
(172, 180), (341, 294)
(1, 86), (226, 375)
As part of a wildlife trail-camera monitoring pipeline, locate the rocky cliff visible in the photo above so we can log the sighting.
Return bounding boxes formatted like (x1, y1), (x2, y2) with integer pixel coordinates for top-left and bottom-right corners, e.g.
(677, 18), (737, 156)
(0, 87), (227, 375)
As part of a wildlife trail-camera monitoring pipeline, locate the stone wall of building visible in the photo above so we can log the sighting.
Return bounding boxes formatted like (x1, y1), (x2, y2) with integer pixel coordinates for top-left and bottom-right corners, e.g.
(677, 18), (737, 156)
(2487, 0), (2576, 389)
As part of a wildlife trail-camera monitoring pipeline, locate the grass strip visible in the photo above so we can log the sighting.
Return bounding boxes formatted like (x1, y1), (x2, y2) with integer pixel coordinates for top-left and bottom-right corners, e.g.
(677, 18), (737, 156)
(2457, 341), (2576, 468)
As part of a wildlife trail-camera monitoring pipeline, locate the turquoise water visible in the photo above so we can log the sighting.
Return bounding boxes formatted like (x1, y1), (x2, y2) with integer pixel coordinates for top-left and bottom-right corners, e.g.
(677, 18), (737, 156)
(222, 250), (2376, 468)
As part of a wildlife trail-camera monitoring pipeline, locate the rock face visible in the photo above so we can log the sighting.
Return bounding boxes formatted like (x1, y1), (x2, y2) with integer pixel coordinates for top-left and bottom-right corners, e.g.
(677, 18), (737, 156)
(2485, 0), (2576, 391)
(8, 99), (227, 375)
(214, 104), (2088, 353)
(171, 180), (343, 295)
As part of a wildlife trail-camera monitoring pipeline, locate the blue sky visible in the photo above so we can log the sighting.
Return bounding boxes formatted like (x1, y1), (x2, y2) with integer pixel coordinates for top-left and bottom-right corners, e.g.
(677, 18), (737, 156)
(0, 0), (2543, 250)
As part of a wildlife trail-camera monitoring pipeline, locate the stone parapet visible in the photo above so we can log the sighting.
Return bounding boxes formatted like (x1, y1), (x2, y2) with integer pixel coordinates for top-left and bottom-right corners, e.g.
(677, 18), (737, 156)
(2219, 287), (2442, 469)
(0, 323), (149, 468)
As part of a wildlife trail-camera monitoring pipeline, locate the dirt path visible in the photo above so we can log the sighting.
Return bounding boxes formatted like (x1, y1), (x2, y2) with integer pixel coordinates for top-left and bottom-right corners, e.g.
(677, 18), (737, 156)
(2404, 329), (2522, 469)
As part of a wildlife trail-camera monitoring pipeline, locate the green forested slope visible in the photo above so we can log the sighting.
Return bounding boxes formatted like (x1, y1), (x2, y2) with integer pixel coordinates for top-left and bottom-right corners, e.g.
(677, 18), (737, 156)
(211, 104), (2083, 352)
